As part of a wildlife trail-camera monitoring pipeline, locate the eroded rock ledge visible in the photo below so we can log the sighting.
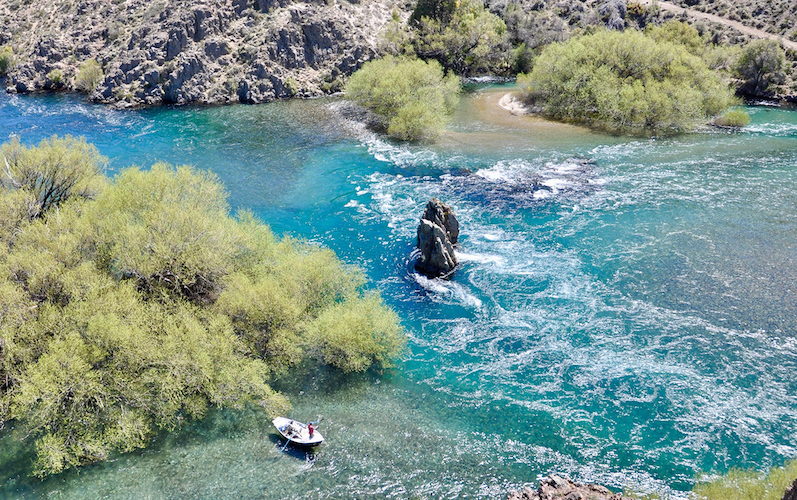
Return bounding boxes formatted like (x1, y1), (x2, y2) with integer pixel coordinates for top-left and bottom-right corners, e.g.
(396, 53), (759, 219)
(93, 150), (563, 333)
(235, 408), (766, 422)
(507, 475), (637, 500)
(0, 0), (402, 107)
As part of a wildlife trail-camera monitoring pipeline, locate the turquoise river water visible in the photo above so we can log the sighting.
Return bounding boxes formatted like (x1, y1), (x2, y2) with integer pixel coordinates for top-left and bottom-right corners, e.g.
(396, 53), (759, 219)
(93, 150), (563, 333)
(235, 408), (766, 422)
(0, 87), (796, 499)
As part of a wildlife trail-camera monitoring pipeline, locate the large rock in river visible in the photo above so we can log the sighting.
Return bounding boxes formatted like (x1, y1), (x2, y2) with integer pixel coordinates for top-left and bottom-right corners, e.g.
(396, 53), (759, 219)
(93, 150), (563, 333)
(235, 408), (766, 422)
(415, 198), (459, 278)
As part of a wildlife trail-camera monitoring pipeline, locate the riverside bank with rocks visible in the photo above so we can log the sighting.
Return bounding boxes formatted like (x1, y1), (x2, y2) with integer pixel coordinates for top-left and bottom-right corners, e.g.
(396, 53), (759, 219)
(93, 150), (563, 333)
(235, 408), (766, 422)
(0, 0), (401, 107)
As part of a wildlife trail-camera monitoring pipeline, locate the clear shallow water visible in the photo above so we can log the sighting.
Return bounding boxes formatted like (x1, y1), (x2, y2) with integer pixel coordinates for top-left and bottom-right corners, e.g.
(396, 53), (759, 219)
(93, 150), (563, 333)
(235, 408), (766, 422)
(1, 90), (796, 498)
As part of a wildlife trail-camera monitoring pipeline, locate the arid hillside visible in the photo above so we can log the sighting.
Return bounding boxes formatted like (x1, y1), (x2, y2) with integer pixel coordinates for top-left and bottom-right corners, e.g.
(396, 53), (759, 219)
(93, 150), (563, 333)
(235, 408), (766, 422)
(0, 0), (402, 106)
(0, 0), (794, 105)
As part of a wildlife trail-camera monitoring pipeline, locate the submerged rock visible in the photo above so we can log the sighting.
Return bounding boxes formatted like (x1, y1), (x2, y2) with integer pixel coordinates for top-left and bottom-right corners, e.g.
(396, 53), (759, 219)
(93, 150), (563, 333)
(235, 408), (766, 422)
(415, 198), (459, 278)
(507, 475), (637, 500)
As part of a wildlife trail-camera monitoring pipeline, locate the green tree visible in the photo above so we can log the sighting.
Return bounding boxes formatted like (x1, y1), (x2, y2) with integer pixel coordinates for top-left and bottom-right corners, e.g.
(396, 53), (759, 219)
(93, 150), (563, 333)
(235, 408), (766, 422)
(412, 0), (511, 75)
(74, 59), (103, 93)
(0, 138), (406, 477)
(734, 39), (787, 97)
(645, 21), (740, 73)
(517, 29), (733, 134)
(345, 56), (460, 141)
(0, 136), (106, 218)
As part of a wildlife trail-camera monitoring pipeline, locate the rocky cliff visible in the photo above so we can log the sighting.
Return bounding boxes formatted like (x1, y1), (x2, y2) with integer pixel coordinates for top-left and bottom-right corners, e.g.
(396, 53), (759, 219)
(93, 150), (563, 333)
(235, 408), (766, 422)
(0, 0), (403, 107)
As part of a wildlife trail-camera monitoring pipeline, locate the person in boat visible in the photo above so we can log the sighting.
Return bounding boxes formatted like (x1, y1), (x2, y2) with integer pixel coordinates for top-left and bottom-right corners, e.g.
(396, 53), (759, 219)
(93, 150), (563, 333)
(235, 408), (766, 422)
(287, 422), (301, 438)
(308, 422), (315, 438)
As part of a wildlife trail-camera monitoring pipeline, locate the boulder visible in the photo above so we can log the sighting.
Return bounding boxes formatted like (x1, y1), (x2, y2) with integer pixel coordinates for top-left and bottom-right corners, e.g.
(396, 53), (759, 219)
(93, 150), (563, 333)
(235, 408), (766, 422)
(415, 199), (459, 278)
(507, 475), (637, 500)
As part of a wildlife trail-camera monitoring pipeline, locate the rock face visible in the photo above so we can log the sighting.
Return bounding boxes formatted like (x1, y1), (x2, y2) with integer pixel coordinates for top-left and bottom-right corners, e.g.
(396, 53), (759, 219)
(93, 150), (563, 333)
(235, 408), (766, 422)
(415, 198), (459, 278)
(507, 476), (637, 500)
(0, 0), (402, 107)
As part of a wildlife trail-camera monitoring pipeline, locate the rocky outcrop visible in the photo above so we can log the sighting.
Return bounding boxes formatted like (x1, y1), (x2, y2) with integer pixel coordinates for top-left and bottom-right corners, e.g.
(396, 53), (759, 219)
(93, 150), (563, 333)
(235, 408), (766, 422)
(415, 198), (459, 278)
(508, 475), (637, 500)
(0, 0), (403, 107)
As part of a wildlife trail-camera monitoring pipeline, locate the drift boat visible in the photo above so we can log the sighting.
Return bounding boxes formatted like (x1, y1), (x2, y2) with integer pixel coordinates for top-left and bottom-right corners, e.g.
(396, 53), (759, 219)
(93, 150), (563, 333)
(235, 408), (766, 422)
(272, 417), (324, 447)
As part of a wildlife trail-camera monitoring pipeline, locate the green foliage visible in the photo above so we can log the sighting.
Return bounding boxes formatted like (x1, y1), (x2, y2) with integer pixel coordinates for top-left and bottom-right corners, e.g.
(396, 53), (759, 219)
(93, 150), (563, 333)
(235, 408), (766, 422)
(693, 459), (797, 500)
(46, 69), (63, 86)
(410, 0), (458, 26)
(88, 163), (231, 304)
(645, 21), (740, 73)
(306, 293), (405, 372)
(0, 136), (106, 218)
(412, 0), (510, 75)
(345, 56), (460, 141)
(714, 108), (751, 127)
(74, 59), (103, 93)
(645, 20), (705, 55)
(0, 46), (15, 75)
(517, 29), (733, 134)
(734, 39), (788, 97)
(0, 138), (406, 477)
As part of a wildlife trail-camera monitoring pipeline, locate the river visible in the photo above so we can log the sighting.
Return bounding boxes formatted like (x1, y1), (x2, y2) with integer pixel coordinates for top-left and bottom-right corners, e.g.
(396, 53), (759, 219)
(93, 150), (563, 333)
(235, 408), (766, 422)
(1, 87), (796, 499)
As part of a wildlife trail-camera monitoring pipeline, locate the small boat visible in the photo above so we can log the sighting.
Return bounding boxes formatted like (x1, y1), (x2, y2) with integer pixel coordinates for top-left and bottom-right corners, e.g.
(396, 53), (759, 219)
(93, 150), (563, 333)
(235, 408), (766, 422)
(272, 417), (324, 447)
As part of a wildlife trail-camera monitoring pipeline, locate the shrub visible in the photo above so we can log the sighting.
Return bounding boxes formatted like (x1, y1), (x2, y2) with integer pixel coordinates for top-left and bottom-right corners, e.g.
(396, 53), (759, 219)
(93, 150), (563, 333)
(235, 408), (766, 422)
(713, 108), (751, 127)
(0, 45), (13, 75)
(734, 39), (788, 97)
(0, 135), (106, 217)
(46, 69), (63, 86)
(517, 29), (733, 134)
(74, 58), (103, 92)
(345, 55), (460, 141)
(0, 137), (406, 477)
(693, 459), (797, 500)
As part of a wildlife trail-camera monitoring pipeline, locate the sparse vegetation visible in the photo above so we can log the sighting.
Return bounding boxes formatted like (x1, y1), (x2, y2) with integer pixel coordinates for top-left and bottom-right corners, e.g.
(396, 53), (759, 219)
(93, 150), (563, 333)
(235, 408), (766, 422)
(516, 29), (733, 134)
(345, 56), (460, 141)
(0, 137), (405, 477)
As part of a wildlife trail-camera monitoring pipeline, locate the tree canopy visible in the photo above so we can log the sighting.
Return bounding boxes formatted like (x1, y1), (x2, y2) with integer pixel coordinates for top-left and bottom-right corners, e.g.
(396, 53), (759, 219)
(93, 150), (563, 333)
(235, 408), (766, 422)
(411, 0), (511, 75)
(0, 138), (405, 477)
(345, 56), (460, 141)
(516, 29), (734, 134)
(733, 39), (788, 97)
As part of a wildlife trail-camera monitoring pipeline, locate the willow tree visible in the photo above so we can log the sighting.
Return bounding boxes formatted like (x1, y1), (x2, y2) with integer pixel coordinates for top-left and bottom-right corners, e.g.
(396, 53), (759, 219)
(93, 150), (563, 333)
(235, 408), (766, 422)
(0, 139), (405, 477)
(517, 29), (733, 134)
(345, 56), (460, 141)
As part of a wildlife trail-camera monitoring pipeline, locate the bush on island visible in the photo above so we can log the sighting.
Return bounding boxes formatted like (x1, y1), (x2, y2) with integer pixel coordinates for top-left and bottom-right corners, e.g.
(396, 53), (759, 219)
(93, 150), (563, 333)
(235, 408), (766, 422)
(345, 55), (460, 141)
(516, 29), (733, 134)
(713, 109), (751, 128)
(0, 137), (405, 477)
